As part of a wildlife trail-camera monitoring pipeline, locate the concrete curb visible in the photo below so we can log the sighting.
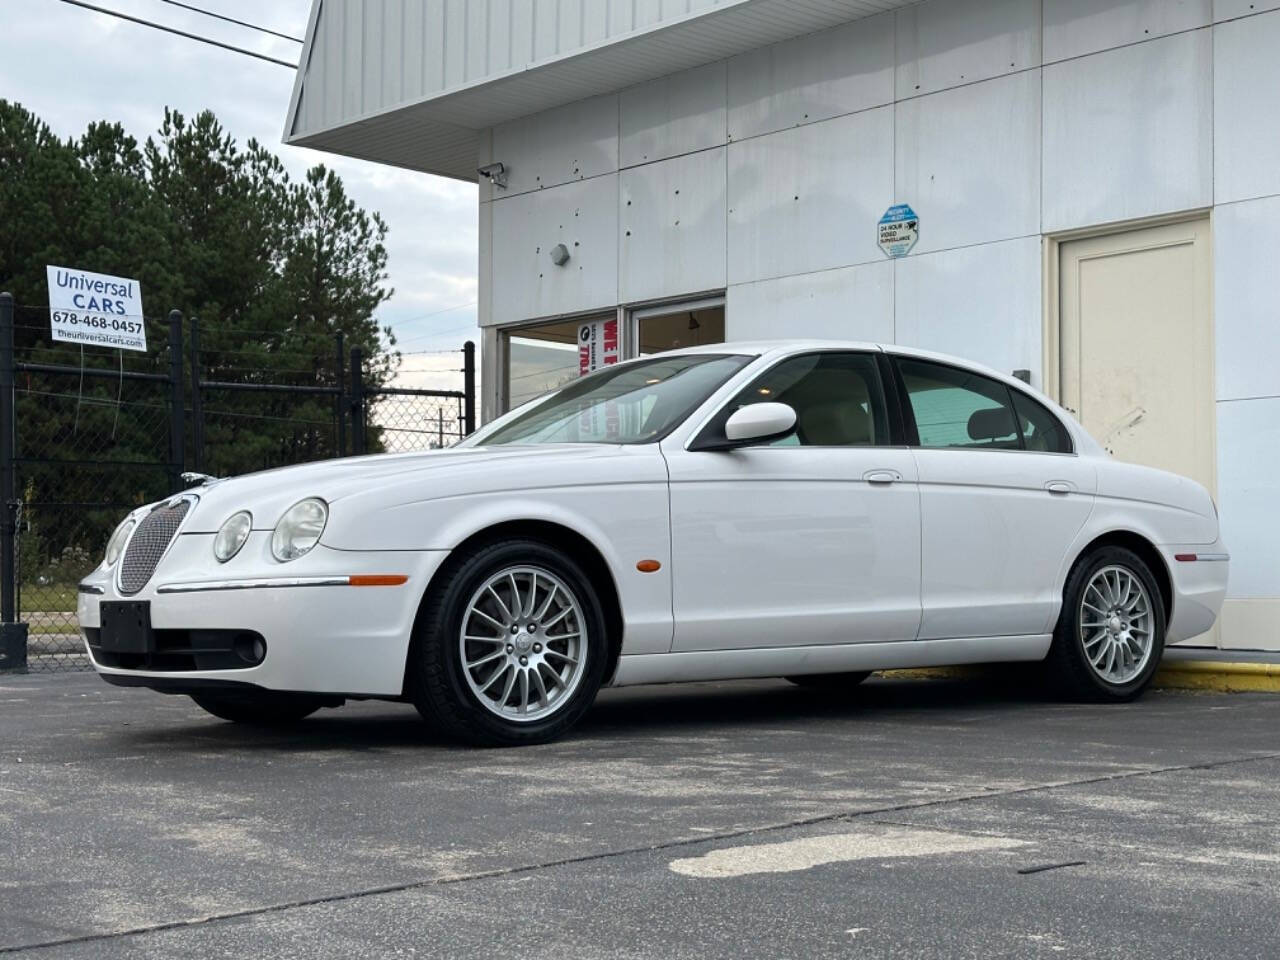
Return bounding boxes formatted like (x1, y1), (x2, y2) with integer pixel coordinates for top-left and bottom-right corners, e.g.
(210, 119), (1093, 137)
(1152, 660), (1280, 693)
(876, 661), (1280, 693)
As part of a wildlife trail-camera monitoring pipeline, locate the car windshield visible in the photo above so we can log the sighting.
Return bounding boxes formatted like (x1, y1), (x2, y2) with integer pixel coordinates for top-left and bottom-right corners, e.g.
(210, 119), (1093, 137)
(473, 353), (753, 446)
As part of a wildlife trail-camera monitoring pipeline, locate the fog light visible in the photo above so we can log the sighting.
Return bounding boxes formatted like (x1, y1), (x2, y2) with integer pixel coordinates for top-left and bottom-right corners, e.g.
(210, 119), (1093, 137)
(233, 634), (266, 665)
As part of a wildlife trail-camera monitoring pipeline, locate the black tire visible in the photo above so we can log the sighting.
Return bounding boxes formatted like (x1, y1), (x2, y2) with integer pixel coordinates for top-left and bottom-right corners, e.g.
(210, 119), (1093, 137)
(785, 671), (872, 690)
(190, 691), (327, 725)
(408, 538), (609, 747)
(1044, 545), (1166, 702)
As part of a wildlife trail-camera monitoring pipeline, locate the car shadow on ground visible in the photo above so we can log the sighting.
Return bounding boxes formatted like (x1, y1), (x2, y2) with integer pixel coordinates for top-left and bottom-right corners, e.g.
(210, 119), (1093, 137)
(109, 668), (1061, 754)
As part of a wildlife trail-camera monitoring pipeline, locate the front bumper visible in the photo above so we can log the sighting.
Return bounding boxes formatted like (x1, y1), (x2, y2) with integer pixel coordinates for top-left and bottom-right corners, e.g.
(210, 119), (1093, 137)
(78, 531), (448, 696)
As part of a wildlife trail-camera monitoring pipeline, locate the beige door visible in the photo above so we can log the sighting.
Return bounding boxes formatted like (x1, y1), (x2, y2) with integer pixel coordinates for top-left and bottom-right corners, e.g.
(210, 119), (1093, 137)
(1059, 218), (1214, 491)
(1059, 218), (1215, 645)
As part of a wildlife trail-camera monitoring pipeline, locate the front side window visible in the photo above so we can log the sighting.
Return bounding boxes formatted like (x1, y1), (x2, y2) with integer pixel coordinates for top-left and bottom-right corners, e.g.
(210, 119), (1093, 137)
(472, 354), (752, 446)
(709, 352), (890, 447)
(896, 358), (1019, 450)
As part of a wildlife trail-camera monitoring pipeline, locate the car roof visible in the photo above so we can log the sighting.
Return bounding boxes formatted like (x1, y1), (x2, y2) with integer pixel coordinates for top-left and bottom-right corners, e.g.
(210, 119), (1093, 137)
(663, 340), (1018, 391)
(658, 339), (1100, 454)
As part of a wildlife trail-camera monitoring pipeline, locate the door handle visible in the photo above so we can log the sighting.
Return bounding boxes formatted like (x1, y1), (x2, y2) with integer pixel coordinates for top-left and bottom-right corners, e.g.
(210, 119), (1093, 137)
(864, 469), (901, 485)
(1045, 481), (1073, 495)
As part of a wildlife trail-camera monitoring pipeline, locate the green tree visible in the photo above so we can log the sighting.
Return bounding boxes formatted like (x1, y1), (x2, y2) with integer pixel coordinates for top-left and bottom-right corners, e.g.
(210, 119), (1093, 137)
(0, 100), (397, 578)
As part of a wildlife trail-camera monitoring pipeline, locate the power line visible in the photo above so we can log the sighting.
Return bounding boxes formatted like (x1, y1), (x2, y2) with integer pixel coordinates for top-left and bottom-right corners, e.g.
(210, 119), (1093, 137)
(386, 301), (478, 328)
(154, 0), (303, 43)
(394, 322), (481, 348)
(52, 0), (297, 69)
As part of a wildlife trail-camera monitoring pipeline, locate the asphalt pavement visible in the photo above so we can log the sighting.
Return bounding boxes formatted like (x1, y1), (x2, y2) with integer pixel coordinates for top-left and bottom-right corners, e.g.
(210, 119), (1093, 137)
(1, 670), (1277, 958)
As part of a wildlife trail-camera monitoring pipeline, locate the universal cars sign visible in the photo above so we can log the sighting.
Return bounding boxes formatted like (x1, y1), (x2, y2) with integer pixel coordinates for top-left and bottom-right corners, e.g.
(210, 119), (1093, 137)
(46, 265), (147, 352)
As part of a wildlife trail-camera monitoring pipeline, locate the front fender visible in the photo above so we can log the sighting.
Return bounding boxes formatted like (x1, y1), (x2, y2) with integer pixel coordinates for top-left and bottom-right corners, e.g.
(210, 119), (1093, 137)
(326, 483), (675, 657)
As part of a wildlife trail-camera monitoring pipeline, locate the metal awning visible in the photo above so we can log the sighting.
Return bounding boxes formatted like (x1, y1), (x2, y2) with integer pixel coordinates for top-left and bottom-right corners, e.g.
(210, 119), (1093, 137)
(283, 0), (914, 181)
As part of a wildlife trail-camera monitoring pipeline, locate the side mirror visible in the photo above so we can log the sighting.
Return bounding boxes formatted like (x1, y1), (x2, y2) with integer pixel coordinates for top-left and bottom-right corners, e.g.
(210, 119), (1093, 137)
(692, 402), (797, 451)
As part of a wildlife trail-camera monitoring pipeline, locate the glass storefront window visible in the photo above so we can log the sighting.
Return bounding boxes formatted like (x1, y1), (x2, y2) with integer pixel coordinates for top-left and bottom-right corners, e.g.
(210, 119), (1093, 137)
(499, 301), (726, 414)
(504, 317), (593, 410)
(638, 305), (725, 355)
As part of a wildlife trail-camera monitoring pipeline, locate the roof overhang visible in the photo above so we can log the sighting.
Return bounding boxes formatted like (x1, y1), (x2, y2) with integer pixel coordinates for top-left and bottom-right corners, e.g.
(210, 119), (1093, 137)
(283, 0), (914, 181)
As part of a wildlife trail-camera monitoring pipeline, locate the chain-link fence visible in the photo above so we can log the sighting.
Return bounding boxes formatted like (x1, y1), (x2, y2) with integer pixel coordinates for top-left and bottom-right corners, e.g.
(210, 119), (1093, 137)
(0, 295), (475, 673)
(369, 389), (468, 452)
(7, 306), (178, 671)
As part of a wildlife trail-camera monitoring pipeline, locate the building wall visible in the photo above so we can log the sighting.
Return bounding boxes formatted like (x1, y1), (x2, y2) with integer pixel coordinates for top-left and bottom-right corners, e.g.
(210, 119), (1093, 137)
(292, 0), (743, 138)
(477, 0), (1280, 649)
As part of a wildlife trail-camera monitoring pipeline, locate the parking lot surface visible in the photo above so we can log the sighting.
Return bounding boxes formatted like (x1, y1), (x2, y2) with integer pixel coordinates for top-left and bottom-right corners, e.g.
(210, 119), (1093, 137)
(1, 671), (1278, 958)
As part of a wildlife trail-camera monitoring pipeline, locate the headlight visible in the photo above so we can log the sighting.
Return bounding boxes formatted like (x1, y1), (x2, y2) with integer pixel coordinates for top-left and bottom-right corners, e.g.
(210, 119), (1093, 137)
(271, 498), (328, 562)
(103, 518), (134, 567)
(213, 511), (252, 562)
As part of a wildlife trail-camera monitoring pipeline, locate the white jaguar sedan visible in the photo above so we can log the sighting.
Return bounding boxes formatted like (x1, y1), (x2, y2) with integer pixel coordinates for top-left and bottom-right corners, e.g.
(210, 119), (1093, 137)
(78, 342), (1228, 745)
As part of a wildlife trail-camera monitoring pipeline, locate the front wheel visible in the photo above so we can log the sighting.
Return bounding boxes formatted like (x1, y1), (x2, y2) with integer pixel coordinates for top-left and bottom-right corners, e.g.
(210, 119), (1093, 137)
(1045, 546), (1166, 702)
(409, 539), (609, 746)
(190, 691), (329, 725)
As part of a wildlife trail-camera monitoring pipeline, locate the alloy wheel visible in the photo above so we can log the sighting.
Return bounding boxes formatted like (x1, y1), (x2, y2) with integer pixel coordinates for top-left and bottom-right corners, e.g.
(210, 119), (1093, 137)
(1079, 564), (1154, 685)
(458, 565), (588, 722)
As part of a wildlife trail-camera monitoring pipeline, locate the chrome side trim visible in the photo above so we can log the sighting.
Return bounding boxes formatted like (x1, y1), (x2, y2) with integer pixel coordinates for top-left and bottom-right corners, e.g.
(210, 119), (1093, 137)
(611, 634), (1053, 687)
(156, 576), (350, 594)
(78, 582), (106, 595)
(1184, 553), (1230, 562)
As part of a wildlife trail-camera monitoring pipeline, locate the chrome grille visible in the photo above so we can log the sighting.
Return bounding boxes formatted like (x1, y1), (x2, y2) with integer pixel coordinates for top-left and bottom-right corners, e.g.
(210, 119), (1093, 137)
(118, 499), (191, 595)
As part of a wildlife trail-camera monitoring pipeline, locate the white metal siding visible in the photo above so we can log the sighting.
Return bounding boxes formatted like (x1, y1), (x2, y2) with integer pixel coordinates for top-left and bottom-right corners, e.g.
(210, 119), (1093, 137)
(286, 0), (918, 177)
(1041, 29), (1213, 232)
(725, 107), (893, 283)
(894, 70), (1040, 254)
(293, 0), (742, 137)
(490, 174), (620, 322)
(619, 147), (728, 303)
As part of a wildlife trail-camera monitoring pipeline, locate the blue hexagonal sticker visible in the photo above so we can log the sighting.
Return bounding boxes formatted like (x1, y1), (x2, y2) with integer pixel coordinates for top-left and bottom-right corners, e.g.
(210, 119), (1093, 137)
(877, 204), (919, 258)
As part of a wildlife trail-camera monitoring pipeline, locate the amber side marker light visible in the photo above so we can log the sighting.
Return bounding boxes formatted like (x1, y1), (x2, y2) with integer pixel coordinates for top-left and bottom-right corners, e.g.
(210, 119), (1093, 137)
(348, 575), (409, 587)
(636, 560), (661, 573)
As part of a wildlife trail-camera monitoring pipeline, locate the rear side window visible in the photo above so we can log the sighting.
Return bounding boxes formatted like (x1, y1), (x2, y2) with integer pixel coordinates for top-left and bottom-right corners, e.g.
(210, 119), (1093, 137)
(1011, 390), (1073, 454)
(896, 358), (1019, 450)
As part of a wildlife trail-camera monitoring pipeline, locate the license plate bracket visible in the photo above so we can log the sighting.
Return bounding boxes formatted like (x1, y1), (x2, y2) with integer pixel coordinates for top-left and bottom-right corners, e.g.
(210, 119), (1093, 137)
(99, 601), (154, 654)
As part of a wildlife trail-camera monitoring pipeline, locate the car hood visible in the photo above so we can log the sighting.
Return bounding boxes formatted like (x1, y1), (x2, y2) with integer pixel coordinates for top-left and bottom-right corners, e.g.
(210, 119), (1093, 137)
(179, 444), (630, 532)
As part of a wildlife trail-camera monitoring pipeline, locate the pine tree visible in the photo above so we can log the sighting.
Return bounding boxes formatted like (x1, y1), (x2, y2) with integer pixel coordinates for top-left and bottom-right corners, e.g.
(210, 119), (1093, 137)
(0, 100), (397, 579)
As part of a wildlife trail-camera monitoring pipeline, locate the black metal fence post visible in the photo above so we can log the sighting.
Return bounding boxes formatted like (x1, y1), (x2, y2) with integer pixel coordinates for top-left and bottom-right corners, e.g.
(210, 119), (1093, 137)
(188, 317), (203, 471)
(462, 340), (476, 436)
(335, 331), (346, 457)
(349, 347), (365, 455)
(0, 293), (27, 672)
(167, 311), (185, 492)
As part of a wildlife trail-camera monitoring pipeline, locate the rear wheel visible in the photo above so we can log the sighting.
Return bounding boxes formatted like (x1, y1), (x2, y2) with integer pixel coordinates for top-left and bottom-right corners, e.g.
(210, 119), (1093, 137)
(190, 691), (329, 725)
(1045, 545), (1166, 702)
(409, 539), (608, 746)
(785, 671), (872, 690)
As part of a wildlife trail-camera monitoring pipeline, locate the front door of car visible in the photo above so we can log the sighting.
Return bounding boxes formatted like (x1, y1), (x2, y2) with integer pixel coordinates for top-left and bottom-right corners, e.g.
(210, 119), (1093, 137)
(891, 355), (1097, 641)
(661, 351), (922, 652)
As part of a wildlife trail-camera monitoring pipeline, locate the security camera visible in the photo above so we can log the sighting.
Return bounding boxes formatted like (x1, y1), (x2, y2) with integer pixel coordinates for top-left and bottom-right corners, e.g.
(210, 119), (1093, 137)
(477, 162), (508, 189)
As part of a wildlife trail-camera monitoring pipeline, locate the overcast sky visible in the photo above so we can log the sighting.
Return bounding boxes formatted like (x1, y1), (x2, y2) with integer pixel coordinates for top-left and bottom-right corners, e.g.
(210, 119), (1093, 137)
(2, 0), (479, 389)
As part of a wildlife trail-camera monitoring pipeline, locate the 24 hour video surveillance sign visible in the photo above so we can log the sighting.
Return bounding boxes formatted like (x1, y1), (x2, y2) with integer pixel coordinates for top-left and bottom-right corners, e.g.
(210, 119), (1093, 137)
(46, 265), (147, 352)
(877, 204), (919, 258)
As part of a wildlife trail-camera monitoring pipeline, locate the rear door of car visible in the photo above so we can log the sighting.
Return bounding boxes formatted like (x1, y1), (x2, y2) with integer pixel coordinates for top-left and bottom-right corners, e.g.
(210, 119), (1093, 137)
(661, 350), (922, 652)
(889, 353), (1097, 640)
